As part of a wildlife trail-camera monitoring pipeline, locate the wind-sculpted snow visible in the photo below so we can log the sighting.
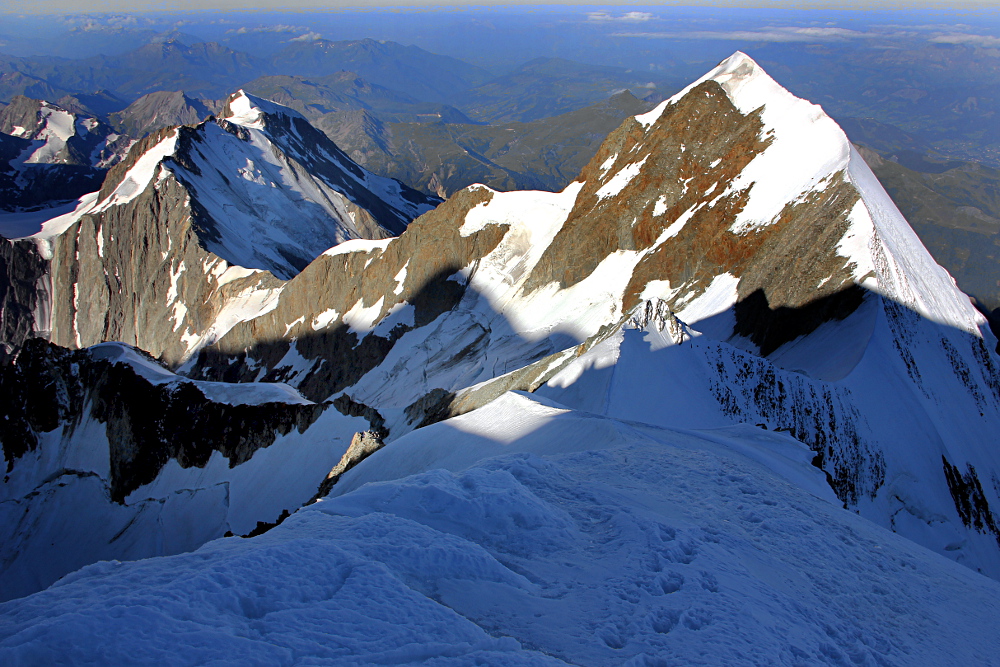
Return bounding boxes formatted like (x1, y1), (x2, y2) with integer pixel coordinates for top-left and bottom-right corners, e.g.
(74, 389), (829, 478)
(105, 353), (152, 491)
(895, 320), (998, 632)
(3, 393), (1000, 665)
(533, 284), (1000, 577)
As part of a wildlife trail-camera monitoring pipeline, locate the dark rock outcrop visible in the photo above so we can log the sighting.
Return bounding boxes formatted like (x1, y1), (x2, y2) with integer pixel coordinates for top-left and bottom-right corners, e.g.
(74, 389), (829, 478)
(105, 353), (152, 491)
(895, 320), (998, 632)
(1, 338), (326, 502)
(0, 235), (49, 359)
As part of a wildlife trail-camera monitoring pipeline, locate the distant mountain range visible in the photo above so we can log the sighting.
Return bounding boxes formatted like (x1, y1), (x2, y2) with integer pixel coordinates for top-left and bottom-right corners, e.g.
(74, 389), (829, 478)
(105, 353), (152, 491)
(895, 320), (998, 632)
(0, 37), (669, 128)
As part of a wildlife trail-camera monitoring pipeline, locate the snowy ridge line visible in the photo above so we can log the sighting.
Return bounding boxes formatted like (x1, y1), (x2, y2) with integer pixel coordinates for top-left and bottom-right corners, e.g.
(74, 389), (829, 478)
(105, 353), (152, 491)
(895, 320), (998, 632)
(88, 342), (314, 406)
(1, 85), (438, 367)
(843, 146), (986, 337)
(221, 90), (310, 130)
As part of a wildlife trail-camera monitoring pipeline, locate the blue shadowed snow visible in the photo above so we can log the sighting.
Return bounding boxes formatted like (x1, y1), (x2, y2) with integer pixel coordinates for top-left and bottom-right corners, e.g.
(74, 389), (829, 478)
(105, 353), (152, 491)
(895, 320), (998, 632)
(2, 393), (998, 666)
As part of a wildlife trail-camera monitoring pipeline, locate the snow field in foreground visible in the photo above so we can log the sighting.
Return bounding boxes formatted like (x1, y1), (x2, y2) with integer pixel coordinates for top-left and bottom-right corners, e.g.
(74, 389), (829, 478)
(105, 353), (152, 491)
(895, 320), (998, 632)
(2, 393), (998, 666)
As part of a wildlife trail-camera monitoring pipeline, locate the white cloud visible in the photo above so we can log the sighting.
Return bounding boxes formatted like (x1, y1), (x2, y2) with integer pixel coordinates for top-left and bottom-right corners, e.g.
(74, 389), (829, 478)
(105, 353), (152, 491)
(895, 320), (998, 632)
(290, 31), (322, 42)
(60, 14), (145, 29)
(226, 24), (309, 35)
(588, 11), (654, 23)
(930, 33), (1000, 48)
(613, 26), (881, 43)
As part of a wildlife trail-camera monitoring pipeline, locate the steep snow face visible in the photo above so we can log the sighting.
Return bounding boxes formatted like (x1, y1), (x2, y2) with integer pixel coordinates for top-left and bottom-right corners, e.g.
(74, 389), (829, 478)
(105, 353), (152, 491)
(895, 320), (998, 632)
(96, 131), (178, 208)
(844, 146), (983, 335)
(3, 392), (1000, 665)
(219, 90), (437, 233)
(167, 121), (365, 279)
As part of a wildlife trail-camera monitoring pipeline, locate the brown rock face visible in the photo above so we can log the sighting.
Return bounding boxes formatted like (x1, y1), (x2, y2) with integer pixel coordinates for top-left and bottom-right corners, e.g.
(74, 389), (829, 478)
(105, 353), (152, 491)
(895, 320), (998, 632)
(0, 235), (48, 359)
(523, 80), (864, 336)
(526, 82), (771, 295)
(188, 78), (875, 414)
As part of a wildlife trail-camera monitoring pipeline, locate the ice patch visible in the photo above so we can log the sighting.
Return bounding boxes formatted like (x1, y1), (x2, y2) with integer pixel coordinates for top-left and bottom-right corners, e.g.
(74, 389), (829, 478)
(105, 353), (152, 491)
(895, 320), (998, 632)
(312, 308), (341, 331)
(343, 296), (385, 336)
(284, 316), (305, 337)
(393, 260), (409, 295)
(654, 204), (699, 246)
(598, 153), (617, 175)
(171, 301), (188, 332)
(184, 285), (285, 357)
(596, 155), (649, 200)
(322, 239), (391, 258)
(652, 194), (669, 217)
(166, 261), (184, 305)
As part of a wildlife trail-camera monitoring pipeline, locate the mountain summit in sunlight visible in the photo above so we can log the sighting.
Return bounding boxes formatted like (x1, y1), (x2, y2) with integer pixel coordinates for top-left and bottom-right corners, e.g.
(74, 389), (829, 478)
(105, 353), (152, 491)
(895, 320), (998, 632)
(3, 52), (1000, 664)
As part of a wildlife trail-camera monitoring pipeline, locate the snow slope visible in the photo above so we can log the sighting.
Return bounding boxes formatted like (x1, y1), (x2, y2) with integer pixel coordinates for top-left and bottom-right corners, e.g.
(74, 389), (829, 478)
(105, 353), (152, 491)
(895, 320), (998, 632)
(2, 392), (999, 665)
(165, 90), (437, 279)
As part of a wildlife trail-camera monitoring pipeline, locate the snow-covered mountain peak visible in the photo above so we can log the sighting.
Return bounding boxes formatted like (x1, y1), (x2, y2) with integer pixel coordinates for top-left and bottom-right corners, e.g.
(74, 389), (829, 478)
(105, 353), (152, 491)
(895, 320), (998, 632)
(580, 52), (985, 343)
(639, 51), (811, 127)
(0, 95), (120, 170)
(0, 87), (439, 369)
(221, 89), (306, 130)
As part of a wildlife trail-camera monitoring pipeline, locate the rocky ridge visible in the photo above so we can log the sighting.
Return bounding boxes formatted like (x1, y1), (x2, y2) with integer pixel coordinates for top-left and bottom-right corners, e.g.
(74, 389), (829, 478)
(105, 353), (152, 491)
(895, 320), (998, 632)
(185, 52), (1000, 578)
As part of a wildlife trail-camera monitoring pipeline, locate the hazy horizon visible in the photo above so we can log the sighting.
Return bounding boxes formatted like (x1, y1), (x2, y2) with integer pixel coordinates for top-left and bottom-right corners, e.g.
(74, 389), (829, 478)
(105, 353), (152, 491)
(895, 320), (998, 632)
(6, 0), (1000, 15)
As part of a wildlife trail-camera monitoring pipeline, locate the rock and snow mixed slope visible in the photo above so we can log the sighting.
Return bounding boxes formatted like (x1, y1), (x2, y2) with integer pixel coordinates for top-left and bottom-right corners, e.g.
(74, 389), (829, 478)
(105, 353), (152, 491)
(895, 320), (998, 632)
(0, 338), (369, 601)
(182, 53), (1000, 578)
(0, 95), (118, 170)
(0, 91), (438, 598)
(3, 53), (1000, 656)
